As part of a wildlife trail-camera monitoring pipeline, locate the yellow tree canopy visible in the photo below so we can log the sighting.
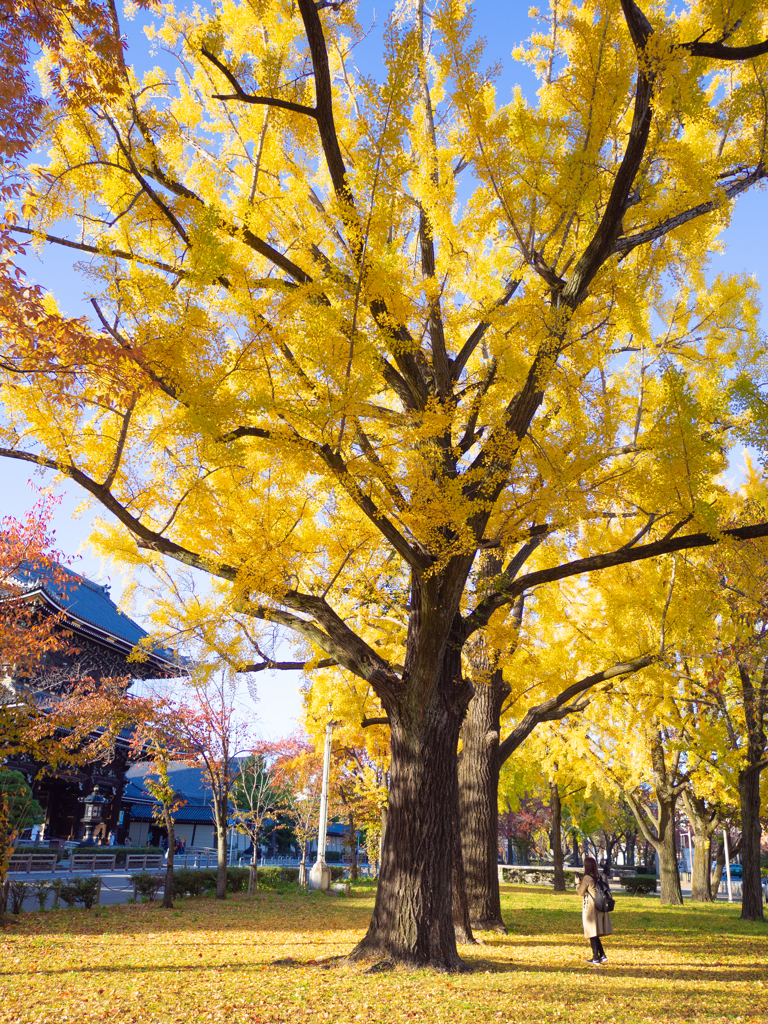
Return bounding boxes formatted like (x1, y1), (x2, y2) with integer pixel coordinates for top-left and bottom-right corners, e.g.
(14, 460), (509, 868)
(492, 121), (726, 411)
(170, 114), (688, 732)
(3, 0), (768, 967)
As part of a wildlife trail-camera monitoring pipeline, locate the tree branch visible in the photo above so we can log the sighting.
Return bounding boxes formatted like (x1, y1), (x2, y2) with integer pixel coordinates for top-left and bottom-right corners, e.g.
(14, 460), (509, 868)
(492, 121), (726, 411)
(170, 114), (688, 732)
(8, 225), (181, 276)
(496, 655), (653, 766)
(465, 521), (768, 635)
(201, 47), (318, 117)
(0, 447), (239, 579)
(614, 165), (767, 256)
(451, 279), (520, 381)
(682, 39), (768, 61)
(561, 0), (655, 307)
(218, 426), (430, 572)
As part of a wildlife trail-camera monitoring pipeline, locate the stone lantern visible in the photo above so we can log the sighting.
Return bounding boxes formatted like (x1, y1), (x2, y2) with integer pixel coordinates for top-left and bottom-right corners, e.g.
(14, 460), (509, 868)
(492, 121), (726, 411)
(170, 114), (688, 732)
(79, 786), (107, 845)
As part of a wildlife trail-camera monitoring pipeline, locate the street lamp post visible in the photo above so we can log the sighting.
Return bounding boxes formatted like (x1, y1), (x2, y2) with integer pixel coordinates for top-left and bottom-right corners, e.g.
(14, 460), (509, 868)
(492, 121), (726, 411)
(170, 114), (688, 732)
(309, 720), (335, 892)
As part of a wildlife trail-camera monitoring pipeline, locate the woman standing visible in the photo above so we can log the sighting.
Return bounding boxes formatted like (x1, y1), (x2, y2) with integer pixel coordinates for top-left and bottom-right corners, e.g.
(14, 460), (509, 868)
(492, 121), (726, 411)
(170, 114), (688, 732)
(576, 856), (613, 966)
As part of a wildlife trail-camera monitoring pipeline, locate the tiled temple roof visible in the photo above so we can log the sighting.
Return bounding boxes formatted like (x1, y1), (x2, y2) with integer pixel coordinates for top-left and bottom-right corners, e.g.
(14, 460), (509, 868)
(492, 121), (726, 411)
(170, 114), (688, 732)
(8, 563), (181, 675)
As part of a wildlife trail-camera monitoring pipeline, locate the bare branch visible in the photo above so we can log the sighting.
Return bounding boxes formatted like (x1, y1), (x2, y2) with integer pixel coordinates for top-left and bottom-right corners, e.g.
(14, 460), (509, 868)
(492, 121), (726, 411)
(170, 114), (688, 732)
(201, 47), (318, 117)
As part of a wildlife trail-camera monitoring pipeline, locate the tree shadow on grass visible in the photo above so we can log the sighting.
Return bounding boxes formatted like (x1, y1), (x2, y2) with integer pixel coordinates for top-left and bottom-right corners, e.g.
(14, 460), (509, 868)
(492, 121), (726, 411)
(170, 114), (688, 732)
(461, 955), (766, 983)
(495, 901), (767, 939)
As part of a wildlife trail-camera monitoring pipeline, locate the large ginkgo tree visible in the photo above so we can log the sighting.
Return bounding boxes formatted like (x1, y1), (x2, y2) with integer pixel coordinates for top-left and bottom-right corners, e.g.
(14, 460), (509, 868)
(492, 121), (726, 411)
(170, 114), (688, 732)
(3, 0), (768, 967)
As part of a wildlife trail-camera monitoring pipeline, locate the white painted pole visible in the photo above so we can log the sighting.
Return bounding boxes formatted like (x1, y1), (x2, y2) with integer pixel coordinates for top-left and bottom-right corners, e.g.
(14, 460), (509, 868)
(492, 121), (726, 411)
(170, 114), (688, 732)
(723, 828), (733, 903)
(309, 720), (335, 891)
(317, 720), (334, 863)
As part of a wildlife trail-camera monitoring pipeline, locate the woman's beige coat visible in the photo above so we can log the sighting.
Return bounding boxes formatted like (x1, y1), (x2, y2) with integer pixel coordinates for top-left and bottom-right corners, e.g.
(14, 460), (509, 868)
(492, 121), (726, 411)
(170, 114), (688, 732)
(577, 874), (614, 938)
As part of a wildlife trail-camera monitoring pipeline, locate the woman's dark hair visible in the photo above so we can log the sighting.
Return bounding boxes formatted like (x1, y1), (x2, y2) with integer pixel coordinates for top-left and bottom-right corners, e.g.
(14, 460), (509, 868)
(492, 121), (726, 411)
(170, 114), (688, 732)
(583, 856), (599, 880)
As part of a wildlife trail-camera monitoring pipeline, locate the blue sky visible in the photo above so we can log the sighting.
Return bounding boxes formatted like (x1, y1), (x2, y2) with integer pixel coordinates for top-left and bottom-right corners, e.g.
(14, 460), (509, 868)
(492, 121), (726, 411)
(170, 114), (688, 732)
(5, 1), (767, 734)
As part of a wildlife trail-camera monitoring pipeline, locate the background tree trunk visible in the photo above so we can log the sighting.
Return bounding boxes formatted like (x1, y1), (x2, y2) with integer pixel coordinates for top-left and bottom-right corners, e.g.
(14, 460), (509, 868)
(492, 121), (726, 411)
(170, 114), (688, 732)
(214, 804), (228, 900)
(657, 814), (683, 905)
(710, 834), (741, 894)
(347, 813), (359, 880)
(682, 792), (719, 903)
(249, 850), (258, 896)
(161, 804), (175, 909)
(550, 782), (566, 892)
(458, 664), (508, 932)
(739, 767), (764, 921)
(452, 792), (476, 945)
(689, 836), (712, 902)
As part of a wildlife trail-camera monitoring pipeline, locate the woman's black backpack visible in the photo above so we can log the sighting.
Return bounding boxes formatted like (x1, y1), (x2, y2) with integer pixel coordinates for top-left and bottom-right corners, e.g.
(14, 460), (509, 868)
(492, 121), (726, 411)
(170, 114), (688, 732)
(592, 878), (615, 913)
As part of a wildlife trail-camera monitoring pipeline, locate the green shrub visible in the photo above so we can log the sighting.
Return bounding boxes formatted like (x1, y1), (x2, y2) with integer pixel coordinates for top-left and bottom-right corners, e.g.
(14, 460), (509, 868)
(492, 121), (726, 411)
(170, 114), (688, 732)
(59, 876), (101, 909)
(130, 871), (164, 901)
(619, 875), (658, 895)
(8, 880), (28, 914)
(29, 880), (54, 911)
(226, 867), (250, 893)
(172, 868), (206, 898)
(170, 866), (257, 898)
(257, 866), (300, 889)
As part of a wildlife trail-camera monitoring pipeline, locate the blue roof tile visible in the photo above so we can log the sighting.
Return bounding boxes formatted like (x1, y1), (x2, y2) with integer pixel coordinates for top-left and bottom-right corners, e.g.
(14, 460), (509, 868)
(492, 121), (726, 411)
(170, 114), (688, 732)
(14, 563), (178, 669)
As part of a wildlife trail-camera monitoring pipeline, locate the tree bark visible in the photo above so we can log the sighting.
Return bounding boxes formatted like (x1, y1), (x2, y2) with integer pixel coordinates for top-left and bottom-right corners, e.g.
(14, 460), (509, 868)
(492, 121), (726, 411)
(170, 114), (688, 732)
(213, 801), (228, 900)
(689, 832), (712, 902)
(681, 790), (719, 903)
(737, 660), (767, 921)
(657, 806), (683, 905)
(550, 781), (566, 892)
(458, 663), (509, 932)
(161, 804), (175, 909)
(350, 625), (472, 970)
(249, 849), (258, 896)
(452, 791), (476, 945)
(347, 813), (359, 880)
(739, 767), (764, 921)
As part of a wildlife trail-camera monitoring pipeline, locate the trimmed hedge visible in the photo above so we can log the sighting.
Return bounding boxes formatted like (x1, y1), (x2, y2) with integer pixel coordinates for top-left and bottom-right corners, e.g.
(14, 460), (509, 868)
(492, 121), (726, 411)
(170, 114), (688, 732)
(500, 866), (577, 888)
(169, 863), (347, 898)
(618, 875), (658, 895)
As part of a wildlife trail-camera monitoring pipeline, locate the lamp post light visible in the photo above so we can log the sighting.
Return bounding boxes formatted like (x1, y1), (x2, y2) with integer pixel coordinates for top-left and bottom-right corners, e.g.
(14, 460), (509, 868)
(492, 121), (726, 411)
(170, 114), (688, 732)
(309, 720), (336, 892)
(723, 827), (733, 903)
(79, 785), (107, 845)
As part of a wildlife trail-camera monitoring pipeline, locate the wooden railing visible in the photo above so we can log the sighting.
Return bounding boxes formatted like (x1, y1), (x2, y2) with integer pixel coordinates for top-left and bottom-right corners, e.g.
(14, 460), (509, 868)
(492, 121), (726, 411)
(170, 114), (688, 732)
(8, 852), (58, 873)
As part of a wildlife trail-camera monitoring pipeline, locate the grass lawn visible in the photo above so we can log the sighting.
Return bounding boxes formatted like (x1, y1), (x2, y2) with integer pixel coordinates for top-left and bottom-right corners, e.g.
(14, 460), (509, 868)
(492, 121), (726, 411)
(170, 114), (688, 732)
(1, 882), (766, 1024)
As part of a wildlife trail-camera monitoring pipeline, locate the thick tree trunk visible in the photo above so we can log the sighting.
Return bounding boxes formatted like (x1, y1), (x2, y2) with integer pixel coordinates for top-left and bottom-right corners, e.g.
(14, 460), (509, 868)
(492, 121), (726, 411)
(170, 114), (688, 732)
(350, 649), (471, 970)
(458, 665), (508, 932)
(658, 816), (683, 905)
(739, 767), (764, 921)
(550, 782), (566, 892)
(162, 807), (175, 909)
